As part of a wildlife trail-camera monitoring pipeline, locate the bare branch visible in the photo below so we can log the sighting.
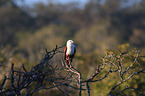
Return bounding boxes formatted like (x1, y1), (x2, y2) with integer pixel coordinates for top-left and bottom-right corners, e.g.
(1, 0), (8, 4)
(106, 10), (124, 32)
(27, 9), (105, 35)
(0, 45), (145, 96)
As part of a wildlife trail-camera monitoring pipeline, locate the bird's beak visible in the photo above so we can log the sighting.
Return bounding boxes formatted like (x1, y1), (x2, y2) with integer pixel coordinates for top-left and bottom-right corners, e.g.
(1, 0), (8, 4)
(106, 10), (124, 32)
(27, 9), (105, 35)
(72, 41), (74, 43)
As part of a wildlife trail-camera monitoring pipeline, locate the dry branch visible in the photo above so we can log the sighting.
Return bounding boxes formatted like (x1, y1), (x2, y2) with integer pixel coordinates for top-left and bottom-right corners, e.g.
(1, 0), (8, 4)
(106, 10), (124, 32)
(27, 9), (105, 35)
(0, 46), (145, 96)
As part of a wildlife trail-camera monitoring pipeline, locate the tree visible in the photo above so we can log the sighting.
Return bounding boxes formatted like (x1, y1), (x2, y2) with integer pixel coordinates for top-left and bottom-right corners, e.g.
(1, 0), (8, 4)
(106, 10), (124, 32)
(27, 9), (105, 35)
(0, 44), (145, 96)
(0, 0), (34, 47)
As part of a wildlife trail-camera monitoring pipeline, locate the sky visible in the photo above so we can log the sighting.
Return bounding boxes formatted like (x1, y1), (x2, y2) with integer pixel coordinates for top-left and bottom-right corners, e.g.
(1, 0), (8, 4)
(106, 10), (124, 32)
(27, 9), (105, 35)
(15, 0), (142, 8)
(15, 0), (89, 7)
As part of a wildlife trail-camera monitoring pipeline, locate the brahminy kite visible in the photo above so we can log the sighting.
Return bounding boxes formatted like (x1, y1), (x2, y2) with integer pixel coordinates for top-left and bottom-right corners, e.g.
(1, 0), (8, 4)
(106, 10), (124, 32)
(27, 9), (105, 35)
(64, 40), (76, 64)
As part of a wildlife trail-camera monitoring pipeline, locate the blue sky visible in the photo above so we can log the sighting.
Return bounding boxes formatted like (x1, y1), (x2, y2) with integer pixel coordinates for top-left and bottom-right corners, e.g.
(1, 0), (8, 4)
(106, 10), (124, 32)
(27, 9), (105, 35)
(15, 0), (89, 7)
(15, 0), (141, 8)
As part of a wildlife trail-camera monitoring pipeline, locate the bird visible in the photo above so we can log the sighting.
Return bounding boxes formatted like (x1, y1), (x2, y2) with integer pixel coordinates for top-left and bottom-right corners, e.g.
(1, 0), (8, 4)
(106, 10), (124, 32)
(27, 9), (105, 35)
(64, 40), (76, 65)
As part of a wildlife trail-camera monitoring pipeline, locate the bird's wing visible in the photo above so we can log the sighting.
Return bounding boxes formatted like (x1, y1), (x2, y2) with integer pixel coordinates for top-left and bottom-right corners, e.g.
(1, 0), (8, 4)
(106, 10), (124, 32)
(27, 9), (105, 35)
(64, 46), (67, 60)
(71, 46), (76, 59)
(74, 46), (76, 55)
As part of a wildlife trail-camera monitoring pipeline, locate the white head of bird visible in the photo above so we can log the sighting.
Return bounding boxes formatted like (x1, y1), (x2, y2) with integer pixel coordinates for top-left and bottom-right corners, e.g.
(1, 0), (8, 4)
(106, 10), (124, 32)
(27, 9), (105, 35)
(66, 40), (74, 47)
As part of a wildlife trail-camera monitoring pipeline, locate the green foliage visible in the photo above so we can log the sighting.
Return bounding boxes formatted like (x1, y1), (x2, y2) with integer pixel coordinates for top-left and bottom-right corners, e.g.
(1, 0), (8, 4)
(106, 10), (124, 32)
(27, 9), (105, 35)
(0, 0), (34, 47)
(89, 43), (145, 96)
(16, 24), (75, 64)
(75, 20), (119, 54)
